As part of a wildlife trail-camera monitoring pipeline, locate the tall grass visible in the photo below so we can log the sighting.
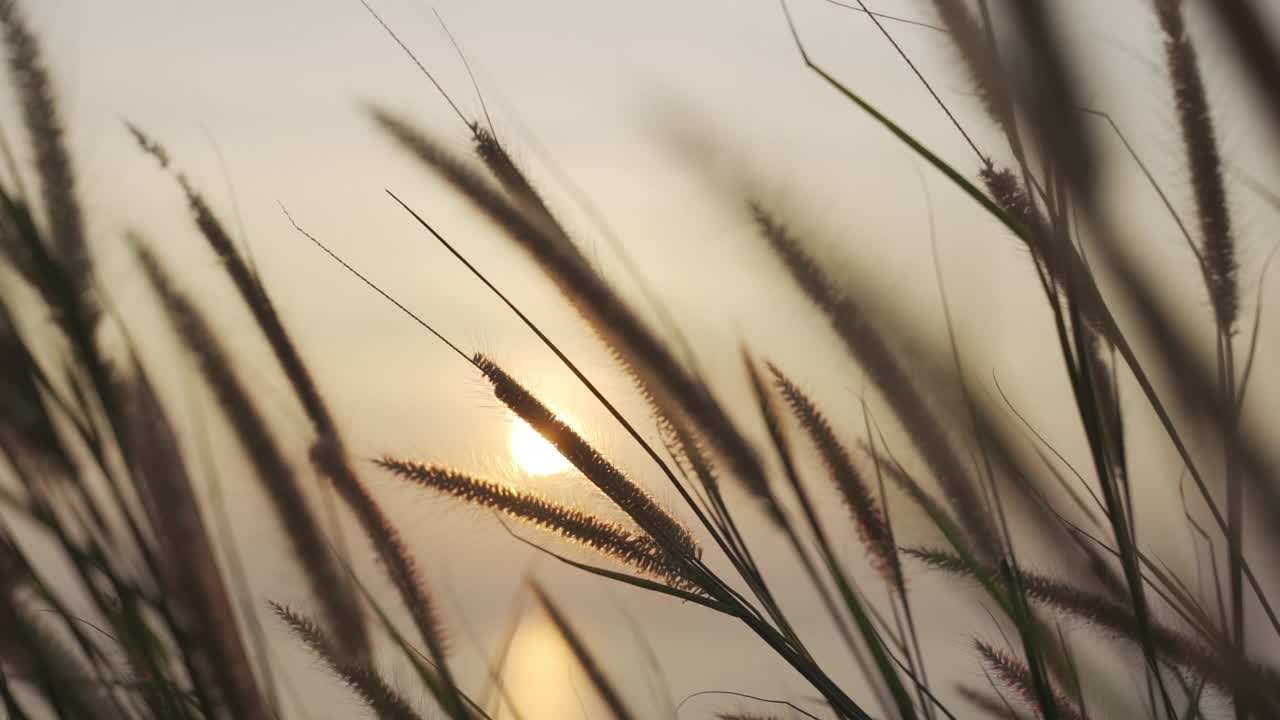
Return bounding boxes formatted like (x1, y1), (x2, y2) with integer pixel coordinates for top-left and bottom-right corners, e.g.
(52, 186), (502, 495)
(1, 0), (1279, 718)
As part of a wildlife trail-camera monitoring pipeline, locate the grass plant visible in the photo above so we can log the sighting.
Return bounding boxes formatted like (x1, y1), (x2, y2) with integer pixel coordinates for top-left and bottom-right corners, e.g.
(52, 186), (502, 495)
(1, 1), (1279, 718)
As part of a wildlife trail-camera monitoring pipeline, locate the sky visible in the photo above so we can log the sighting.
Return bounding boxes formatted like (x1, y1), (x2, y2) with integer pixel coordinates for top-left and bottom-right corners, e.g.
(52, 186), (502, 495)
(8, 1), (1280, 718)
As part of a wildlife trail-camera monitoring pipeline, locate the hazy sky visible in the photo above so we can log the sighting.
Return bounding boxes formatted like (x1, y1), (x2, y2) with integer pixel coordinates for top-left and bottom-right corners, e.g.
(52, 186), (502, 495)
(10, 2), (1280, 717)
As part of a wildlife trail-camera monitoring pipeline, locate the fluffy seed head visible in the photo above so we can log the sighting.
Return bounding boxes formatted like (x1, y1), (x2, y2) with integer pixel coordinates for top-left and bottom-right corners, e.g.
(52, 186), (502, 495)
(769, 364), (900, 586)
(975, 640), (1085, 720)
(377, 458), (700, 591)
(474, 353), (702, 568)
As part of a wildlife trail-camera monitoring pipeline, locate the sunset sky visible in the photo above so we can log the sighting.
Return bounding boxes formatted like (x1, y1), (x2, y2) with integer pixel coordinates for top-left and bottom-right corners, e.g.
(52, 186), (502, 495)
(11, 1), (1280, 717)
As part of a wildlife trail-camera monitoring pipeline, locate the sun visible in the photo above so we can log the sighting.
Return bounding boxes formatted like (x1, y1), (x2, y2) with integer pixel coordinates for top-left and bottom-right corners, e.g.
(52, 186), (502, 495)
(509, 418), (571, 475)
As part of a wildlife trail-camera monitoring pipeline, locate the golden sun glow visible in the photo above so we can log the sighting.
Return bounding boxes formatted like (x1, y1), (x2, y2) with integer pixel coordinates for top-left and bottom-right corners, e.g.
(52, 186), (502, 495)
(510, 418), (570, 475)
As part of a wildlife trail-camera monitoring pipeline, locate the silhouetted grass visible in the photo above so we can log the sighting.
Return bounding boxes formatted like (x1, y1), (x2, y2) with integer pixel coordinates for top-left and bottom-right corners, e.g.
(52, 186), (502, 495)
(1, 1), (1279, 719)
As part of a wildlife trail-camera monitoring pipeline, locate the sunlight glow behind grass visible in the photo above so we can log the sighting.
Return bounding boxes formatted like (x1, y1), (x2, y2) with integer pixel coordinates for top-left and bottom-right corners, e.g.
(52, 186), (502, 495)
(510, 417), (571, 475)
